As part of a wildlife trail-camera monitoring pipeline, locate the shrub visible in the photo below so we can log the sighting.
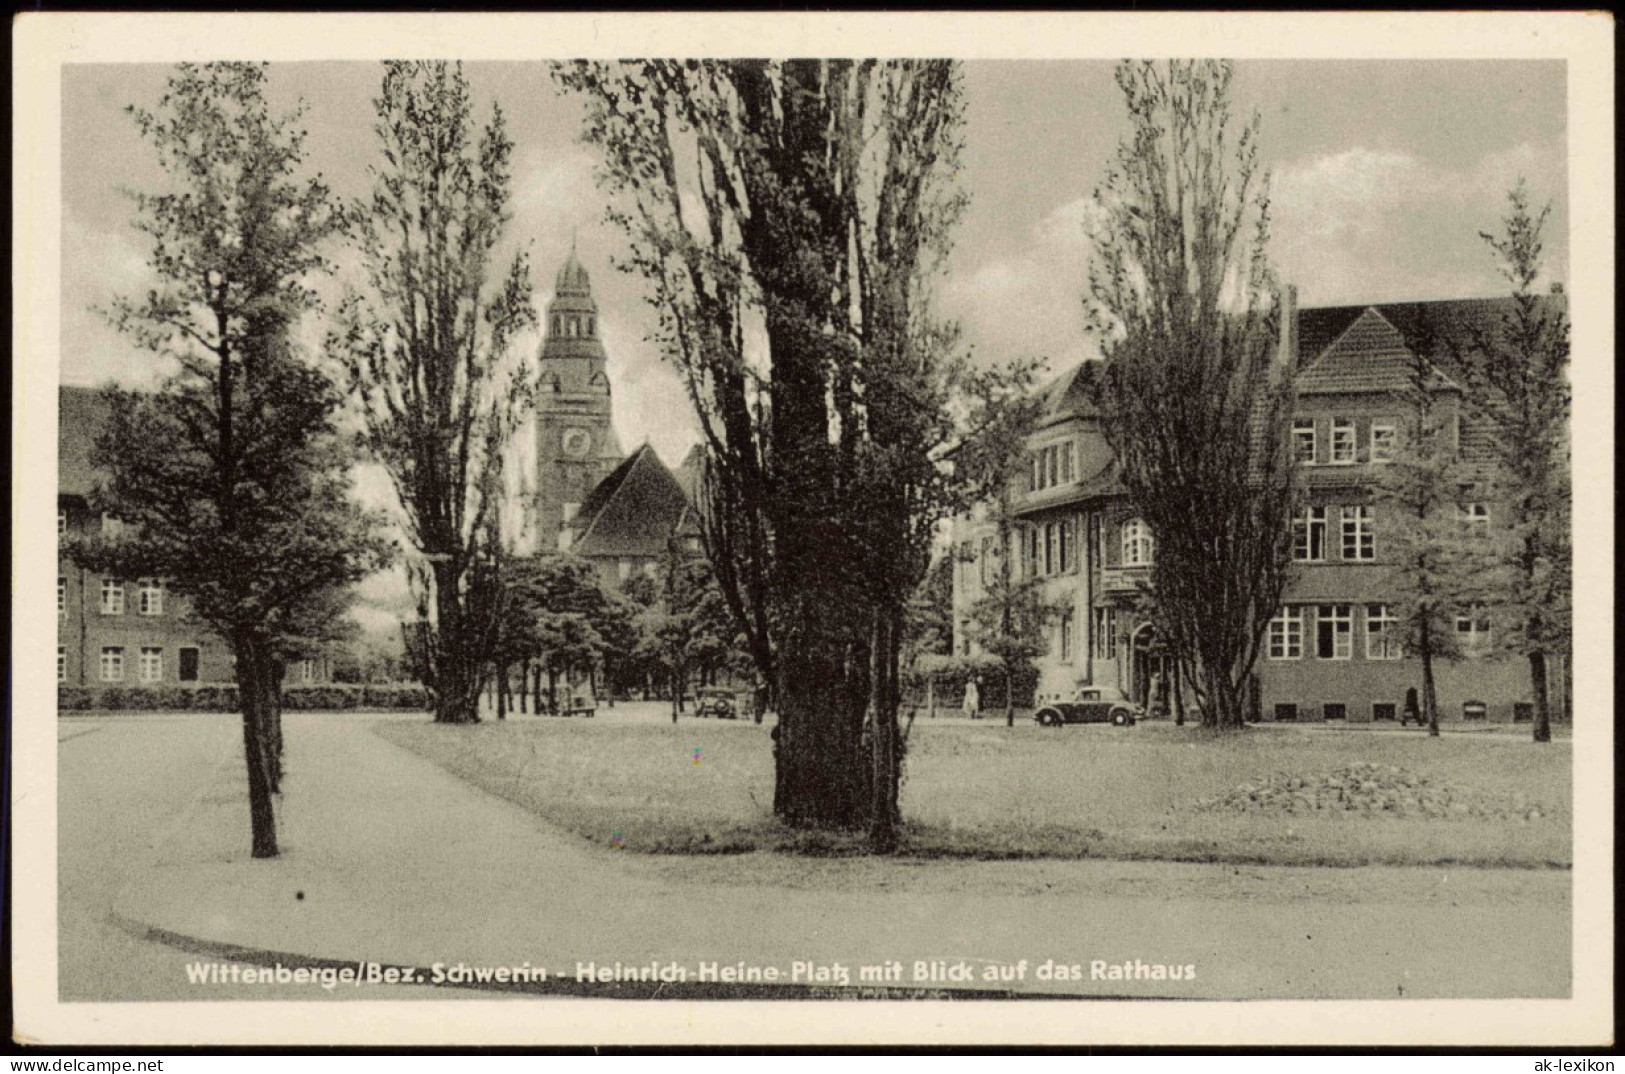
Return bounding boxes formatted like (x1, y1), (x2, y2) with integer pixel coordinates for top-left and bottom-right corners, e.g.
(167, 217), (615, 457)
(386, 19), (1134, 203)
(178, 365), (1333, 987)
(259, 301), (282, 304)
(363, 683), (431, 710)
(281, 684), (362, 710)
(57, 685), (94, 711)
(191, 684), (240, 712)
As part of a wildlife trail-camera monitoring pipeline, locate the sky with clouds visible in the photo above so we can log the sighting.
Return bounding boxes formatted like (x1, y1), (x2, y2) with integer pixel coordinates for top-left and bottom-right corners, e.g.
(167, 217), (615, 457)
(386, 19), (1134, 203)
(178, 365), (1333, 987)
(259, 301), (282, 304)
(59, 60), (1567, 631)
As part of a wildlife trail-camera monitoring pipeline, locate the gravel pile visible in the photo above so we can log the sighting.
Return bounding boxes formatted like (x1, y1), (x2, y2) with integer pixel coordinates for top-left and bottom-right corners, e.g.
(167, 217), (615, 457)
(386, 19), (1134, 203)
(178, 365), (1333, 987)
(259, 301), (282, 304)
(1194, 762), (1547, 821)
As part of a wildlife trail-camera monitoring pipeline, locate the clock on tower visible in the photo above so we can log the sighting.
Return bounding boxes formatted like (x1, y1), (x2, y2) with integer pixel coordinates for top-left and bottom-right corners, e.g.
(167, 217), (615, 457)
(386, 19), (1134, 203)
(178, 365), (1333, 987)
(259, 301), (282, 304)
(534, 248), (623, 549)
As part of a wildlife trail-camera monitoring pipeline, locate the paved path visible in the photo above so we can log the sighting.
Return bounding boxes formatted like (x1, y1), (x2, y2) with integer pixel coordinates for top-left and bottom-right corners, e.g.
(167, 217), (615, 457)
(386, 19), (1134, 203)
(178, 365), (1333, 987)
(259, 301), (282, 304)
(55, 715), (476, 1002)
(105, 713), (1571, 1002)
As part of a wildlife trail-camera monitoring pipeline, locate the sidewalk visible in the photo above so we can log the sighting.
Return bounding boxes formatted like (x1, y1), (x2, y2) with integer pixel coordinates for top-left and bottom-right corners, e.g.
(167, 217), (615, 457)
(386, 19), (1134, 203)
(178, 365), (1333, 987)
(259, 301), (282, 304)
(113, 713), (1571, 1001)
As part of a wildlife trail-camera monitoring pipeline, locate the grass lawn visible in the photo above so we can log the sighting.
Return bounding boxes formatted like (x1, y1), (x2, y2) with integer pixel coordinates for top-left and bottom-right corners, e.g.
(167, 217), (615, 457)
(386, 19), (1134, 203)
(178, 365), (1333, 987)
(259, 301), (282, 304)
(373, 718), (1571, 869)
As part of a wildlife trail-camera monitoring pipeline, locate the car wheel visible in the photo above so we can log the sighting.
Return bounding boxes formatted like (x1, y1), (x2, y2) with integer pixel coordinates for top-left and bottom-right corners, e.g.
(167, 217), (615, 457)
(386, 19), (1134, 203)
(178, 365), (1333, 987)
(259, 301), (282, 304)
(1111, 708), (1131, 726)
(1036, 709), (1060, 727)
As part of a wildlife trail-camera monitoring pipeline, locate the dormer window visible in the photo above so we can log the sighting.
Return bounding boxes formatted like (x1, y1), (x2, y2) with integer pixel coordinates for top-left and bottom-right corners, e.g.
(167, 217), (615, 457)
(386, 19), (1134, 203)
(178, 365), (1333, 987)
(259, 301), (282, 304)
(1292, 418), (1316, 465)
(1329, 419), (1356, 465)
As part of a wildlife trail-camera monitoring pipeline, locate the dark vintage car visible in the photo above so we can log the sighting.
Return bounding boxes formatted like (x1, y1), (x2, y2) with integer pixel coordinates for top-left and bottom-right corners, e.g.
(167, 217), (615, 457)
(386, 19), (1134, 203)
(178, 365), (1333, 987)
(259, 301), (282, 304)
(694, 687), (743, 720)
(1034, 686), (1140, 728)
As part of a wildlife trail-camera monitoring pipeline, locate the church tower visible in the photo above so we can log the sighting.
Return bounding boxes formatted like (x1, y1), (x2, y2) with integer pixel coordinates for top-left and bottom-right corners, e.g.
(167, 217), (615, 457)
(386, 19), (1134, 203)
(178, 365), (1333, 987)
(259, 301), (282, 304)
(534, 248), (622, 550)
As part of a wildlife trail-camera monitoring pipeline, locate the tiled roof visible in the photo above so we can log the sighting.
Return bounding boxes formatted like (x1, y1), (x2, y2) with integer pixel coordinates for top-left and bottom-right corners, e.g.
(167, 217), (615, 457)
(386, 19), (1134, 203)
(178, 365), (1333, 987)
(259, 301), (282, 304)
(59, 385), (112, 497)
(1037, 361), (1102, 423)
(570, 444), (695, 558)
(1295, 307), (1461, 397)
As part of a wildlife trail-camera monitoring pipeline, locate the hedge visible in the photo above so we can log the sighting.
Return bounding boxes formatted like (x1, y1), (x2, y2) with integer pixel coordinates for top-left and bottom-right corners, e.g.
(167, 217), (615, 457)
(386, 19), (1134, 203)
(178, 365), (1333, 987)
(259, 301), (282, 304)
(901, 656), (1038, 711)
(58, 682), (431, 714)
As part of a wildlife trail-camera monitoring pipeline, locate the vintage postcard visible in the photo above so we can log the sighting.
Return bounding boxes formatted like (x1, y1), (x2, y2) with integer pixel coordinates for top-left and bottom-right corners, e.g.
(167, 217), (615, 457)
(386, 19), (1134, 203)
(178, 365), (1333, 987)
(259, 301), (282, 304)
(10, 10), (1614, 1049)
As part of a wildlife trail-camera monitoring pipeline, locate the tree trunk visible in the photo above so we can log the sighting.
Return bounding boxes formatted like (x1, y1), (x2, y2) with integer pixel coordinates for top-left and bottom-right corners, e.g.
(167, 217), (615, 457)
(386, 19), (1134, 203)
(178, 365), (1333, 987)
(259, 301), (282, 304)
(1420, 627), (1440, 738)
(430, 560), (481, 724)
(1529, 650), (1551, 743)
(546, 666), (558, 715)
(775, 626), (870, 830)
(233, 634), (279, 859)
(868, 610), (902, 854)
(1171, 656), (1185, 726)
(496, 662), (508, 719)
(1004, 665), (1015, 727)
(1200, 662), (1246, 730)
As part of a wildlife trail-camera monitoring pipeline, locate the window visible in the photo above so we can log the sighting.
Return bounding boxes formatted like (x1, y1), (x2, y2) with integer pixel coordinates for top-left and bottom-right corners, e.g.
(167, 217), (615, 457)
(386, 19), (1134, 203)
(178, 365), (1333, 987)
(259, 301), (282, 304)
(1059, 611), (1075, 662)
(1460, 502), (1490, 533)
(1462, 699), (1488, 721)
(1315, 604), (1352, 660)
(1122, 517), (1154, 567)
(59, 576), (66, 618)
(1370, 419), (1398, 463)
(1044, 524), (1059, 576)
(1273, 703), (1299, 722)
(1323, 702), (1347, 721)
(99, 647), (124, 682)
(57, 647), (67, 684)
(299, 658), (316, 684)
(1341, 505), (1374, 561)
(1029, 442), (1076, 492)
(139, 580), (164, 616)
(1024, 527), (1040, 579)
(179, 648), (200, 683)
(1058, 517), (1074, 573)
(1094, 607), (1118, 659)
(959, 619), (972, 656)
(139, 647), (163, 683)
(1329, 419), (1356, 464)
(618, 559), (633, 582)
(1372, 702), (1397, 722)
(1455, 611), (1492, 655)
(58, 508), (67, 537)
(100, 579), (125, 616)
(1365, 603), (1401, 660)
(1268, 606), (1303, 660)
(1292, 506), (1327, 562)
(1292, 418), (1316, 465)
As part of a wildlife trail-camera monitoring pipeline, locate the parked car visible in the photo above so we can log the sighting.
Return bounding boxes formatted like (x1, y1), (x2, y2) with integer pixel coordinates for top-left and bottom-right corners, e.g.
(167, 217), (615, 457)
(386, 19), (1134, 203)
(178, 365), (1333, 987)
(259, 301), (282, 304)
(1034, 686), (1140, 728)
(694, 687), (742, 720)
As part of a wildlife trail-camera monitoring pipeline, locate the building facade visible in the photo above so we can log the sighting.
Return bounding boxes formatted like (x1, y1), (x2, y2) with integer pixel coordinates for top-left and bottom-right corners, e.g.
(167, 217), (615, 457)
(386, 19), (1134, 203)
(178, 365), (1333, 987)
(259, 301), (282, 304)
(531, 249), (703, 587)
(951, 295), (1564, 725)
(58, 386), (238, 688)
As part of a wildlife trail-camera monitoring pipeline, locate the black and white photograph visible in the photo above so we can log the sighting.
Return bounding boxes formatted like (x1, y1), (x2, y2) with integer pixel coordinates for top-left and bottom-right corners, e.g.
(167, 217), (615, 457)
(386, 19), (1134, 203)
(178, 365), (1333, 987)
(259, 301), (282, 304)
(10, 11), (1613, 1050)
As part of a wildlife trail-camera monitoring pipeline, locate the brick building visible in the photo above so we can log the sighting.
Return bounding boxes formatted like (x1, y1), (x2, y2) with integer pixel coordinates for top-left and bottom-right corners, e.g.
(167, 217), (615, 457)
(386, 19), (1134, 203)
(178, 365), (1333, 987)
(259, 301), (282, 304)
(950, 294), (1566, 725)
(532, 248), (703, 584)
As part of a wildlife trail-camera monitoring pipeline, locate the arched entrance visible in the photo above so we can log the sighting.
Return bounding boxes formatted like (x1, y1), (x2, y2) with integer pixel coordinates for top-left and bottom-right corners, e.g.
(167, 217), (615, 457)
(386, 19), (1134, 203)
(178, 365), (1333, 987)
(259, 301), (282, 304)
(1130, 623), (1169, 717)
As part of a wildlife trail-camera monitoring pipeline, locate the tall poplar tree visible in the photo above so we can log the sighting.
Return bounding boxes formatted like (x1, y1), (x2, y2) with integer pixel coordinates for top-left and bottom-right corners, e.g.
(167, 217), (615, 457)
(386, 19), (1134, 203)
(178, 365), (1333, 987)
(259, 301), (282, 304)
(1087, 60), (1298, 730)
(333, 62), (536, 724)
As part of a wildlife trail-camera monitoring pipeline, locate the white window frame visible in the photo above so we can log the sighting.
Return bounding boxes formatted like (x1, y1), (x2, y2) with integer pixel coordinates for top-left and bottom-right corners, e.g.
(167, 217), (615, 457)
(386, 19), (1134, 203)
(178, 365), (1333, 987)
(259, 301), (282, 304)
(1059, 611), (1074, 662)
(1121, 517), (1154, 567)
(57, 646), (67, 684)
(59, 576), (66, 618)
(1268, 606), (1304, 660)
(1292, 506), (1328, 562)
(1460, 502), (1491, 532)
(100, 647), (125, 682)
(1370, 419), (1398, 464)
(1365, 603), (1401, 660)
(139, 647), (163, 683)
(1315, 604), (1353, 660)
(1341, 505), (1375, 561)
(1094, 606), (1118, 660)
(300, 658), (316, 684)
(100, 579), (125, 616)
(1329, 419), (1356, 465)
(139, 580), (164, 617)
(58, 508), (67, 537)
(1292, 418), (1316, 465)
(1044, 522), (1059, 575)
(1455, 612), (1492, 656)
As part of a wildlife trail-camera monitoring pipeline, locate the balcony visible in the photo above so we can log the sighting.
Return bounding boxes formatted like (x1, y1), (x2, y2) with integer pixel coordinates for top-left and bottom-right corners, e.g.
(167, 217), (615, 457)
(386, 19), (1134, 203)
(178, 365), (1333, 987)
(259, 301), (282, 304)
(1100, 564), (1151, 595)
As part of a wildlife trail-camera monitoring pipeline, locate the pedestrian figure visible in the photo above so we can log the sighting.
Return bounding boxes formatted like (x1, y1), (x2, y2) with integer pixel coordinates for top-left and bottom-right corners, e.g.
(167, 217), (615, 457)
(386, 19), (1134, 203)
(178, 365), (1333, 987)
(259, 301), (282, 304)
(1402, 687), (1421, 728)
(962, 677), (981, 720)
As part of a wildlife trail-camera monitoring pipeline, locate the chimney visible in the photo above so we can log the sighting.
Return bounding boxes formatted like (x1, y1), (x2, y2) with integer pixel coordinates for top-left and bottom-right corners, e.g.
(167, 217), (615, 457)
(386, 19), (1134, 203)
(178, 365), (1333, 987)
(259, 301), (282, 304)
(1277, 284), (1298, 369)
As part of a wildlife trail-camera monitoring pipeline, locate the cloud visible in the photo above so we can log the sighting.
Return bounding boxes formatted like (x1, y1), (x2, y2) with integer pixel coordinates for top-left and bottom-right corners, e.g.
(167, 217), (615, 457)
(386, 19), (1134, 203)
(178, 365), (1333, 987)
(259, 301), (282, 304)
(1270, 139), (1568, 305)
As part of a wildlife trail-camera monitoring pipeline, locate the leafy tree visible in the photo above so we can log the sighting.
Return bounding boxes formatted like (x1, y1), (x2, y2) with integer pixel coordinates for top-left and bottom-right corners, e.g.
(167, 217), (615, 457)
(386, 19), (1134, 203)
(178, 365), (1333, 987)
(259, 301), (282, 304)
(1456, 181), (1571, 743)
(332, 61), (536, 724)
(1370, 346), (1494, 736)
(561, 60), (969, 846)
(1086, 60), (1298, 730)
(85, 63), (390, 858)
(966, 567), (1053, 726)
(901, 554), (955, 669)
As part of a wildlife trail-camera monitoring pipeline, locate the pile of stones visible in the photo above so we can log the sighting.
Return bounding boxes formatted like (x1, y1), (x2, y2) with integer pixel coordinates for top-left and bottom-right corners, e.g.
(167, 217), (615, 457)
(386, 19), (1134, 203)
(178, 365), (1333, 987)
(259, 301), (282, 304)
(1194, 762), (1546, 821)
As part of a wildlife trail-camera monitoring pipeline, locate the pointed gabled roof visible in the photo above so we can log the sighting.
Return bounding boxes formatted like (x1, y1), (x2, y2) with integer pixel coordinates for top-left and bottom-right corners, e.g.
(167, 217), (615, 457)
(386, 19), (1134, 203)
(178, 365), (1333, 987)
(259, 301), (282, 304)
(570, 443), (695, 558)
(1295, 306), (1461, 396)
